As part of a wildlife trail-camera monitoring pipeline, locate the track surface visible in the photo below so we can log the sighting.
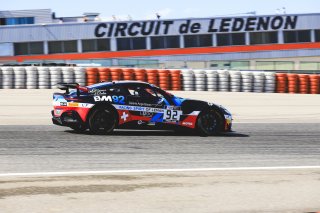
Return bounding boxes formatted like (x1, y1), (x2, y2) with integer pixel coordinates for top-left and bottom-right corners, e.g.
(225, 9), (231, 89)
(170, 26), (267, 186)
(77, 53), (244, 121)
(1, 123), (319, 173)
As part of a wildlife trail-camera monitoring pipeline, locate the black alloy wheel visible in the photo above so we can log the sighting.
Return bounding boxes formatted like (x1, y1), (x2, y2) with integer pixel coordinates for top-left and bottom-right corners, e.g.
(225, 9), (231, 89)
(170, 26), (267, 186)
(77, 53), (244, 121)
(196, 109), (223, 136)
(88, 107), (117, 135)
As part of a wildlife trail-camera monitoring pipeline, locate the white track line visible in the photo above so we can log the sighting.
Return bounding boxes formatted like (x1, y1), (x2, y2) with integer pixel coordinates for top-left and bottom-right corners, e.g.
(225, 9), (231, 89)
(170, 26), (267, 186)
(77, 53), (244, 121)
(1, 166), (320, 177)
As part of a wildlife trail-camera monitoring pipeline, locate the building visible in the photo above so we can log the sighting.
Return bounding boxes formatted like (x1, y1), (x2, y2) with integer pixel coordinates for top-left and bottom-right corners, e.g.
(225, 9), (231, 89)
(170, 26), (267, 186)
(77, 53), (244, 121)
(1, 8), (320, 70)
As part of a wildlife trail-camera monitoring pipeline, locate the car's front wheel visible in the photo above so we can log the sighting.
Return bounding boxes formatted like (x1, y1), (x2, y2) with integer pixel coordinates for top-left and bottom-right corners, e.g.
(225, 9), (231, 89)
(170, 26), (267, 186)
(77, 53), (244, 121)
(196, 109), (223, 136)
(88, 107), (117, 135)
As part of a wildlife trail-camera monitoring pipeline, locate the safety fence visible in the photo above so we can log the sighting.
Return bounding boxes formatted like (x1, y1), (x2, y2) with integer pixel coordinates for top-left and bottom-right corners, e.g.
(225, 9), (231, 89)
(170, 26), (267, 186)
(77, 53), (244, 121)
(0, 66), (319, 94)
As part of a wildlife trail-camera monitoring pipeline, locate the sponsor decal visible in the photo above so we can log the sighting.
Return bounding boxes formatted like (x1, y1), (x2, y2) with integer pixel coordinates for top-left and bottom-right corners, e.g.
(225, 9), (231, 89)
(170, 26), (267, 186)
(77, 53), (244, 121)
(94, 16), (298, 38)
(60, 102), (67, 106)
(68, 102), (79, 107)
(120, 112), (129, 121)
(94, 95), (125, 104)
(89, 89), (107, 96)
(138, 120), (145, 125)
(163, 109), (182, 122)
(182, 122), (193, 126)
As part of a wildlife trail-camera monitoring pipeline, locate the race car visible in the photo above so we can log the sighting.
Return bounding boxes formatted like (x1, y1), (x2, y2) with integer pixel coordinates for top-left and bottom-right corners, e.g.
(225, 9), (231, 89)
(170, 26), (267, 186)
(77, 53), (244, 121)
(52, 81), (232, 136)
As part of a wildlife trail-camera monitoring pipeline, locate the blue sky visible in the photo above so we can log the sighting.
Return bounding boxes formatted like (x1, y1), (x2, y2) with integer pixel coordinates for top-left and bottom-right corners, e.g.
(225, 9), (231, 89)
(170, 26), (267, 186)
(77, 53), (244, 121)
(2, 0), (320, 20)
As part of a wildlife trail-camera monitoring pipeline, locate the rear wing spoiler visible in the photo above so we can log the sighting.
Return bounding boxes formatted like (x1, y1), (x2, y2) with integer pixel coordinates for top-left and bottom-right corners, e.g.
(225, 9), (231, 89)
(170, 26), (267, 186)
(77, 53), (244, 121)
(57, 83), (88, 96)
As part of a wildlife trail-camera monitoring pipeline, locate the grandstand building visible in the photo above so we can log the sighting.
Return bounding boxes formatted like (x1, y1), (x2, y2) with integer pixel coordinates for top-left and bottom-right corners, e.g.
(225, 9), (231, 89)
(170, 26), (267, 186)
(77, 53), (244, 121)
(1, 9), (320, 70)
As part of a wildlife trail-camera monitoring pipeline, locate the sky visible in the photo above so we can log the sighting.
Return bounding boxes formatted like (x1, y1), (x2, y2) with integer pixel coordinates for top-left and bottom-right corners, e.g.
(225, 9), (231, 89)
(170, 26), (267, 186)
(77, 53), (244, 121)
(1, 0), (320, 21)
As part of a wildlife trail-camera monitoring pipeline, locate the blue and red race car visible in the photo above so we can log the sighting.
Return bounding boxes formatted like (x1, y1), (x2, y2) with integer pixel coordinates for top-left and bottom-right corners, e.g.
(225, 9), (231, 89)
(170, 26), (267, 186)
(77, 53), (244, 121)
(52, 81), (232, 136)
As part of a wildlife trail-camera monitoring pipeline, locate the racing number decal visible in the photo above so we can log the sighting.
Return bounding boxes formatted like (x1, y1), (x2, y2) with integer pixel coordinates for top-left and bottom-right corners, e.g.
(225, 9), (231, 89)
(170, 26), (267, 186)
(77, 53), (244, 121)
(163, 110), (181, 122)
(112, 96), (125, 104)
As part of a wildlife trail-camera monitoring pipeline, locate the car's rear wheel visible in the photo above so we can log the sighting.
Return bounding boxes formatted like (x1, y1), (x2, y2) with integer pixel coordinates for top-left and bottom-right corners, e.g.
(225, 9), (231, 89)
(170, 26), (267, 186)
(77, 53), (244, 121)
(196, 109), (223, 136)
(88, 107), (117, 135)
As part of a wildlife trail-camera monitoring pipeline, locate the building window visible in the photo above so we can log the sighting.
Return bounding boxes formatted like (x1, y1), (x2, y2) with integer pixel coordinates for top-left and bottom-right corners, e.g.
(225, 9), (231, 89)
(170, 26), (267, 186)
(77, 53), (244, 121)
(256, 61), (294, 70)
(315, 30), (320, 42)
(82, 39), (110, 52)
(151, 36), (180, 49)
(210, 61), (249, 70)
(283, 30), (311, 43)
(48, 40), (77, 54)
(184, 34), (212, 48)
(217, 33), (245, 46)
(300, 62), (320, 70)
(250, 32), (278, 45)
(117, 37), (146, 51)
(14, 42), (44, 55)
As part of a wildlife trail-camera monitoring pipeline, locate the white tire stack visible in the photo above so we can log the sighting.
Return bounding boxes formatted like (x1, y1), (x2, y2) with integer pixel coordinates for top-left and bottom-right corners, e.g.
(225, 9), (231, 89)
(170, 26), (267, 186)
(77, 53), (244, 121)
(49, 67), (62, 89)
(74, 67), (86, 86)
(38, 67), (51, 89)
(62, 67), (75, 84)
(13, 67), (26, 89)
(2, 67), (14, 89)
(205, 70), (218, 91)
(241, 71), (254, 92)
(218, 70), (230, 92)
(26, 67), (38, 89)
(253, 72), (265, 93)
(264, 72), (276, 93)
(229, 71), (241, 92)
(181, 70), (195, 91)
(0, 67), (2, 89)
(194, 70), (206, 91)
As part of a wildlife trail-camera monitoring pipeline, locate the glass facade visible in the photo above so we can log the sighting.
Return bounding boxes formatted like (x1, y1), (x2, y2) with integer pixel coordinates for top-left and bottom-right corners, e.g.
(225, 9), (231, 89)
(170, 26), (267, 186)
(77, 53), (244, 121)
(14, 42), (44, 55)
(250, 32), (278, 45)
(48, 40), (77, 54)
(283, 30), (311, 43)
(117, 37), (146, 51)
(151, 36), (180, 49)
(0, 17), (34, 25)
(217, 33), (245, 46)
(256, 61), (294, 70)
(82, 39), (110, 52)
(184, 34), (212, 48)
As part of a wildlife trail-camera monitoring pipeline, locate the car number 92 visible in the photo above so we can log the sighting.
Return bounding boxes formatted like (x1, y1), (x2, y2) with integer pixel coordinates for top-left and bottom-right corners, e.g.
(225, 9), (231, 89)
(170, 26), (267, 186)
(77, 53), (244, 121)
(163, 110), (182, 122)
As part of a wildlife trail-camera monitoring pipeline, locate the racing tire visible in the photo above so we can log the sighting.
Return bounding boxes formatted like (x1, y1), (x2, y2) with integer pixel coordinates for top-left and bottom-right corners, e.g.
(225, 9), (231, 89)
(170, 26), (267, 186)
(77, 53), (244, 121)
(88, 107), (117, 135)
(196, 109), (223, 136)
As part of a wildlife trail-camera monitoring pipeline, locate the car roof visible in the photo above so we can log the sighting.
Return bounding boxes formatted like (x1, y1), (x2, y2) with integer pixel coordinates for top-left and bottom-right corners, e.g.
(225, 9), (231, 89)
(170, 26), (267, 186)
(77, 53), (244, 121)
(87, 81), (151, 89)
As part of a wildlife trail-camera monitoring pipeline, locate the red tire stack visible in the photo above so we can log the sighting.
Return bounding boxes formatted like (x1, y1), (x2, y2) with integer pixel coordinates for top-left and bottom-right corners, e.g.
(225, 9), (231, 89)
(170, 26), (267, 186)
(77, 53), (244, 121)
(169, 70), (182, 91)
(98, 67), (110, 82)
(146, 69), (159, 86)
(86, 67), (99, 86)
(309, 74), (320, 94)
(158, 70), (170, 90)
(287, 74), (298, 93)
(275, 73), (287, 93)
(134, 69), (147, 82)
(298, 74), (310, 94)
(110, 68), (122, 81)
(122, 68), (134, 81)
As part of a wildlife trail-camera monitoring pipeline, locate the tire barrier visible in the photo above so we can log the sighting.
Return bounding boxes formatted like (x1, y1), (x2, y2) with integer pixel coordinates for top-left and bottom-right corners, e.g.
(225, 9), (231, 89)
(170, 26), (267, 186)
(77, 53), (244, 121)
(218, 70), (230, 92)
(14, 67), (26, 89)
(241, 71), (253, 92)
(97, 67), (110, 83)
(206, 70), (218, 92)
(181, 70), (194, 91)
(158, 70), (170, 90)
(264, 72), (276, 93)
(146, 69), (159, 86)
(122, 68), (134, 81)
(86, 67), (98, 86)
(62, 67), (75, 84)
(229, 71), (241, 92)
(253, 72), (265, 93)
(298, 74), (309, 94)
(26, 66), (38, 89)
(287, 74), (299, 94)
(310, 75), (320, 94)
(74, 67), (87, 86)
(194, 70), (206, 91)
(1, 66), (319, 94)
(49, 67), (62, 89)
(2, 67), (14, 89)
(170, 70), (182, 91)
(134, 69), (146, 82)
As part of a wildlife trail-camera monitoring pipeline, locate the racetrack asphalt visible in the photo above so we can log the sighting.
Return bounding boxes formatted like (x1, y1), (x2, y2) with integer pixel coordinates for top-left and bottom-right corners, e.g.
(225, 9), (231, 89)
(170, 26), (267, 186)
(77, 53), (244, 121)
(1, 123), (319, 173)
